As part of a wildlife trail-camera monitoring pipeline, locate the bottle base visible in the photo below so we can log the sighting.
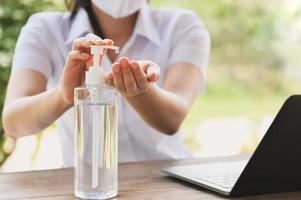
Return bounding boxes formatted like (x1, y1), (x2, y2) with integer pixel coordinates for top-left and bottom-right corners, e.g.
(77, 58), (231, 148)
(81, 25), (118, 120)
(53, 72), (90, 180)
(75, 190), (117, 199)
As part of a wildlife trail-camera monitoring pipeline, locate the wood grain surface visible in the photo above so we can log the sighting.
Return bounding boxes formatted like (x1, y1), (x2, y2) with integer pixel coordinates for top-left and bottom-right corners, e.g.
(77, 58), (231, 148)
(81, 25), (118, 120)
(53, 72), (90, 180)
(1, 155), (301, 200)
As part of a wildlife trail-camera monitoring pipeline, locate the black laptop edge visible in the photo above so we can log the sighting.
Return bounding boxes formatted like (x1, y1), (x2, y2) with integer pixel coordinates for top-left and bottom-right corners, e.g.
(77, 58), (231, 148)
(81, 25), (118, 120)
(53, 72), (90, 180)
(162, 95), (301, 197)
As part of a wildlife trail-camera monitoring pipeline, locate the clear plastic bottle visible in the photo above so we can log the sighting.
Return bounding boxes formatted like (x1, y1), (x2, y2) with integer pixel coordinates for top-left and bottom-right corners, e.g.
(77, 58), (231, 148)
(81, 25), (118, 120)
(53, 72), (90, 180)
(74, 36), (119, 199)
(74, 85), (118, 199)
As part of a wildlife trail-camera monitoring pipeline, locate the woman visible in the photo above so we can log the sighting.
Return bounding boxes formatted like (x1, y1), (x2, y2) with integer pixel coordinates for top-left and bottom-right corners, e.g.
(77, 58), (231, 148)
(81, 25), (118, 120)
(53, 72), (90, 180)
(2, 0), (210, 166)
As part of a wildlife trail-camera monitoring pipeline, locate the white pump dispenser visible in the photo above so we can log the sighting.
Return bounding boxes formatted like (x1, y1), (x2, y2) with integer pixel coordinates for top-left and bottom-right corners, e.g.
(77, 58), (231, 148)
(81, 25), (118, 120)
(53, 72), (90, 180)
(85, 35), (120, 86)
(83, 34), (120, 189)
(74, 34), (120, 199)
(86, 34), (119, 188)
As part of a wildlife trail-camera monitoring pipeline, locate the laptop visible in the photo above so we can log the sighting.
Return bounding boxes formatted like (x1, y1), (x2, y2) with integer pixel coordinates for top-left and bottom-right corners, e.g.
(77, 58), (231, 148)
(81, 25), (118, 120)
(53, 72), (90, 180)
(162, 95), (301, 196)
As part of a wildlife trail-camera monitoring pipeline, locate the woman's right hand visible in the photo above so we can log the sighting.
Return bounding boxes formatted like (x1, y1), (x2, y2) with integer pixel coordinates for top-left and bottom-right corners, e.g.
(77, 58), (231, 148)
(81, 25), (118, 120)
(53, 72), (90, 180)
(57, 36), (113, 105)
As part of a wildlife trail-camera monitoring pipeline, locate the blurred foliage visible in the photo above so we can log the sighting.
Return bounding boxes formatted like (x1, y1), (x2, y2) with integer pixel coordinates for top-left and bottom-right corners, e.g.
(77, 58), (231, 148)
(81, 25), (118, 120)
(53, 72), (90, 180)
(0, 0), (56, 166)
(151, 0), (298, 92)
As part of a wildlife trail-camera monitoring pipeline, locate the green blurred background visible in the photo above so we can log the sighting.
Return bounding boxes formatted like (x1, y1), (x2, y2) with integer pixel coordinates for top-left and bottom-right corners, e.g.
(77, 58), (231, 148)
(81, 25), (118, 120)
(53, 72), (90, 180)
(0, 0), (300, 171)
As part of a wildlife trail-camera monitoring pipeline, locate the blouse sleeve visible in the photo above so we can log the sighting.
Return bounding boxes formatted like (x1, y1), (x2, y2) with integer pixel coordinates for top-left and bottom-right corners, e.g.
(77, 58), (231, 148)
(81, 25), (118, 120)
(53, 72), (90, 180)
(168, 11), (211, 92)
(12, 13), (54, 80)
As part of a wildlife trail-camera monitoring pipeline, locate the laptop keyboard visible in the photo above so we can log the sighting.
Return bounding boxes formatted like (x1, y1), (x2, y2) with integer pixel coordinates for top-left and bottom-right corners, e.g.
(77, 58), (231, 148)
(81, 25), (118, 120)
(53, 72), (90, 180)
(196, 172), (240, 189)
(192, 160), (248, 190)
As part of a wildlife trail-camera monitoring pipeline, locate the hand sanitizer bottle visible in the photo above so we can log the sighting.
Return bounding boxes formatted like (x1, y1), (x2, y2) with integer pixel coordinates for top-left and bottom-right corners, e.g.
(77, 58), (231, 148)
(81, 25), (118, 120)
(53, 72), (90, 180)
(74, 39), (119, 200)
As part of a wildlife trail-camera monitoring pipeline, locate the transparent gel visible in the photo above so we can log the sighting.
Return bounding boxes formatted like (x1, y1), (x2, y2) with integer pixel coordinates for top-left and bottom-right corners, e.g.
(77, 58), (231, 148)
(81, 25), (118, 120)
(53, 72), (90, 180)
(74, 86), (118, 200)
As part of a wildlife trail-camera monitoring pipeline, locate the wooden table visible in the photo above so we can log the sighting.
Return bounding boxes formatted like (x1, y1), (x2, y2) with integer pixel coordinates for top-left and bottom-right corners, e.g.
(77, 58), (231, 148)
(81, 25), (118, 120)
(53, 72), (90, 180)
(1, 155), (301, 200)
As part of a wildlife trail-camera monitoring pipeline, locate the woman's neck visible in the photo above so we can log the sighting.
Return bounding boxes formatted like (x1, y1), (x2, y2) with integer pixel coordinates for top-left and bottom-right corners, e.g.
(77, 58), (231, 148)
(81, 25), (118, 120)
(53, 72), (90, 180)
(91, 4), (137, 48)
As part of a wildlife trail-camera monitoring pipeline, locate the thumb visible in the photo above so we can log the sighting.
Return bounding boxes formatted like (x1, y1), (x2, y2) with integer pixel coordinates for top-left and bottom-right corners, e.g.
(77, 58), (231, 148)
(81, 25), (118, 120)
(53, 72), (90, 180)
(146, 62), (160, 81)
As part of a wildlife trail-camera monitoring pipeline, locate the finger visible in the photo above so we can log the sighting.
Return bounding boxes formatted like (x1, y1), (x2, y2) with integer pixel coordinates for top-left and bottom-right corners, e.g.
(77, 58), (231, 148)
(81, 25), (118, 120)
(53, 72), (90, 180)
(146, 63), (160, 80)
(94, 39), (114, 46)
(148, 72), (159, 82)
(68, 50), (89, 62)
(112, 63), (126, 93)
(94, 39), (114, 65)
(85, 56), (93, 70)
(137, 61), (160, 82)
(120, 57), (137, 93)
(86, 33), (113, 46)
(138, 61), (150, 74)
(102, 40), (114, 61)
(106, 72), (115, 87)
(72, 37), (94, 51)
(130, 61), (148, 90)
(93, 39), (113, 49)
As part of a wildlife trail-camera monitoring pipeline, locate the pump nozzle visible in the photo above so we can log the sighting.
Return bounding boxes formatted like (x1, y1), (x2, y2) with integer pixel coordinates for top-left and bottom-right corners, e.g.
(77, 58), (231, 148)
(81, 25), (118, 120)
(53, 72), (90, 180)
(86, 33), (120, 66)
(91, 45), (120, 56)
(90, 45), (120, 70)
(85, 45), (120, 86)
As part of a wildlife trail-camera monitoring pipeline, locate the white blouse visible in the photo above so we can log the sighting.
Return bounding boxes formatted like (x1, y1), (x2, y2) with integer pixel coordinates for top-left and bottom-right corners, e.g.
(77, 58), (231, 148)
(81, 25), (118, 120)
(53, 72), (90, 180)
(12, 5), (210, 166)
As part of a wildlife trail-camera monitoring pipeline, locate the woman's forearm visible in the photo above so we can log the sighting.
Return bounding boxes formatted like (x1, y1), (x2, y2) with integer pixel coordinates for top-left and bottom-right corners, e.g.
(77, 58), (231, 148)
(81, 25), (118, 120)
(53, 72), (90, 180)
(2, 87), (71, 138)
(124, 84), (189, 135)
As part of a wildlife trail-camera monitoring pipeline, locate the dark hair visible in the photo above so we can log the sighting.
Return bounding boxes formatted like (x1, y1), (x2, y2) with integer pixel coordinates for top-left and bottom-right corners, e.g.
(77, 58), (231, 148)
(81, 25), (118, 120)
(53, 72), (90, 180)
(65, 0), (104, 38)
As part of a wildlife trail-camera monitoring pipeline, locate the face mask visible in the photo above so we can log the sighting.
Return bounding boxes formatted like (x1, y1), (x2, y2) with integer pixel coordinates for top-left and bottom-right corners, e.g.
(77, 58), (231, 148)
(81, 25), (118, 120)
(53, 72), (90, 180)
(92, 0), (147, 19)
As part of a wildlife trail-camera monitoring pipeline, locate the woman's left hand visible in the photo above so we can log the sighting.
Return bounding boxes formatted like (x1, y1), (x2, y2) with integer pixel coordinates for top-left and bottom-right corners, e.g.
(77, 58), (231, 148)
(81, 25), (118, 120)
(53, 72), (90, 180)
(107, 57), (160, 97)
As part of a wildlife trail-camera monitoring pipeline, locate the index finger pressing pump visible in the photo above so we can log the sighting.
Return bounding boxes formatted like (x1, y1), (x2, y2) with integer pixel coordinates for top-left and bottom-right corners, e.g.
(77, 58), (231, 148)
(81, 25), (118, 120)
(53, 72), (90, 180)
(74, 34), (120, 200)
